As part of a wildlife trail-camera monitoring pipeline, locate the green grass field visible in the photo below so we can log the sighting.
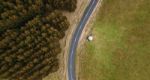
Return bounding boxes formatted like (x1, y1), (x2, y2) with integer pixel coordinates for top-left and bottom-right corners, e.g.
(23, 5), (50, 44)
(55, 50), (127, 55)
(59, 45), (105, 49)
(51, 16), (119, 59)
(79, 0), (150, 80)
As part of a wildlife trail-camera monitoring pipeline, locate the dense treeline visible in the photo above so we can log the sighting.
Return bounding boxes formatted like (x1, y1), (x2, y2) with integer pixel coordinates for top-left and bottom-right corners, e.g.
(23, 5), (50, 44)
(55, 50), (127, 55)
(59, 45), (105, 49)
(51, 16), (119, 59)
(0, 0), (77, 80)
(52, 0), (77, 12)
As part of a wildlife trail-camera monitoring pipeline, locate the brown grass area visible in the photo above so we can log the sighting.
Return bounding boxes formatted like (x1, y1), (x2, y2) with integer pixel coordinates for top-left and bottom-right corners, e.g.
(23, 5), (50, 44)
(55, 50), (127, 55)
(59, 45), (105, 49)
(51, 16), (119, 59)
(78, 0), (150, 80)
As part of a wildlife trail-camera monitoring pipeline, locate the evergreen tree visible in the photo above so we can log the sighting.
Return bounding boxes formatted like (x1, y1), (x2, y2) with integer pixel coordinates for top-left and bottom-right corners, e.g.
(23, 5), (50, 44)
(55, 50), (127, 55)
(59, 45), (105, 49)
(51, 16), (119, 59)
(0, 0), (77, 79)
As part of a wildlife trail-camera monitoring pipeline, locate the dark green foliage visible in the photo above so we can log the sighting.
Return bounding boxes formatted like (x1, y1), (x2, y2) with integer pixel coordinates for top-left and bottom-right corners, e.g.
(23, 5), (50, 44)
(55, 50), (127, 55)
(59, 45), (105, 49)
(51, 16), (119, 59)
(52, 0), (77, 12)
(0, 0), (76, 80)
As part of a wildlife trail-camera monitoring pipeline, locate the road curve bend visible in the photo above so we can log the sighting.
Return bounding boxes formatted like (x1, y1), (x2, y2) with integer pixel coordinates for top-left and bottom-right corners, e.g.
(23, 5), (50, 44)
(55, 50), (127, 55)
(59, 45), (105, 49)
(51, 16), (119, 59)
(68, 0), (100, 80)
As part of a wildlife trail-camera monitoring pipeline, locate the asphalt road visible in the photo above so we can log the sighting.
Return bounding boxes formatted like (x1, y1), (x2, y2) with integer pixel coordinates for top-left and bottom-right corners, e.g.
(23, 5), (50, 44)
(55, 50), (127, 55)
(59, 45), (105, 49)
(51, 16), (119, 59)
(68, 0), (99, 80)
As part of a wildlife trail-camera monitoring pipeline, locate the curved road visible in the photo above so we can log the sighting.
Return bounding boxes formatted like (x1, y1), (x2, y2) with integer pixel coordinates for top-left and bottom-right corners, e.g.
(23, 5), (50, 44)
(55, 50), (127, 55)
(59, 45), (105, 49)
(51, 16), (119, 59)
(68, 0), (100, 80)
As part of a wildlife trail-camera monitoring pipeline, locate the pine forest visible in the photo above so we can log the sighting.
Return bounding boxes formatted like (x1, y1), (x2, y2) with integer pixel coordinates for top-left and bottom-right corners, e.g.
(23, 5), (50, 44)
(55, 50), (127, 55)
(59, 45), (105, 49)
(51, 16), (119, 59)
(0, 0), (77, 80)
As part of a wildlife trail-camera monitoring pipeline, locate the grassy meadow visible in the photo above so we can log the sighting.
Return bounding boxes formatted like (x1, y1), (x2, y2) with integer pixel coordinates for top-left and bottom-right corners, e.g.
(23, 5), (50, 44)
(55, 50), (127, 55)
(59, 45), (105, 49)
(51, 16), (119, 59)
(79, 0), (150, 80)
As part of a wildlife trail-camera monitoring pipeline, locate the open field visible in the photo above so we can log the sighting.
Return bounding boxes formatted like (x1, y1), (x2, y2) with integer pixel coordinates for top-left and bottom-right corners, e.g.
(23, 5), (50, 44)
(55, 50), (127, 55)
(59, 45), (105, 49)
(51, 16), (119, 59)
(79, 0), (150, 80)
